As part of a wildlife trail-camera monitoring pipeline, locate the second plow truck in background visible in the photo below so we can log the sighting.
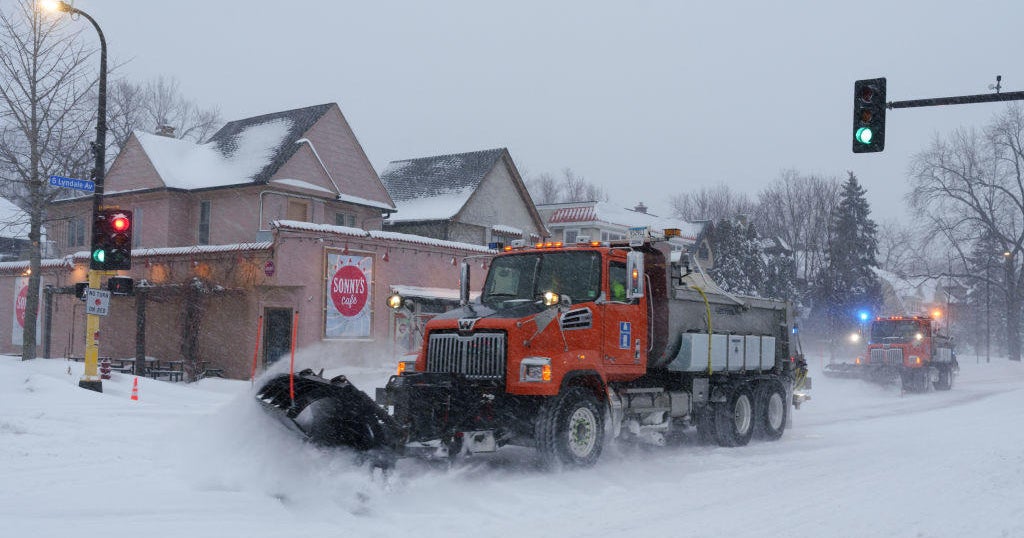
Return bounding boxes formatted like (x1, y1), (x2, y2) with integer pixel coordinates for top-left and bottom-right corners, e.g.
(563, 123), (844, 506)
(257, 228), (811, 467)
(824, 315), (958, 391)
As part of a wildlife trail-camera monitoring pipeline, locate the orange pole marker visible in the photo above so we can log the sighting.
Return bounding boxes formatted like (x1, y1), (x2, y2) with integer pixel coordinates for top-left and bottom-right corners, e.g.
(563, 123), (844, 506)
(250, 315), (264, 386)
(130, 377), (139, 401)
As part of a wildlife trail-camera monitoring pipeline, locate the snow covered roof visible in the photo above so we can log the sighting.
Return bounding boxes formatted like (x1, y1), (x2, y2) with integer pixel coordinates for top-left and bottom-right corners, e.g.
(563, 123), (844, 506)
(273, 220), (492, 253)
(380, 148), (505, 221)
(0, 255), (75, 274)
(131, 103), (336, 191)
(129, 242), (274, 259)
(136, 121), (292, 190)
(389, 284), (480, 302)
(207, 103), (333, 185)
(542, 201), (706, 241)
(492, 224), (522, 236)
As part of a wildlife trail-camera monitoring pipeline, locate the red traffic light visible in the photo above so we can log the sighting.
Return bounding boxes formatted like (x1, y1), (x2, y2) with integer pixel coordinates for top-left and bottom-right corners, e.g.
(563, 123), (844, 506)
(111, 214), (130, 232)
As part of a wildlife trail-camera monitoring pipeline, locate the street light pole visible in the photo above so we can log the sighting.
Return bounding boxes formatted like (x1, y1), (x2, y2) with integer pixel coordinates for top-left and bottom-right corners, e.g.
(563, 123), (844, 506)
(986, 262), (991, 364)
(40, 1), (108, 392)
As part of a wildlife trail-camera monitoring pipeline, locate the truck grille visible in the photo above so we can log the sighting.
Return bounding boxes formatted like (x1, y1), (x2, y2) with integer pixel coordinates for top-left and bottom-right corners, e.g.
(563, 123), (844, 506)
(426, 332), (506, 380)
(870, 347), (903, 366)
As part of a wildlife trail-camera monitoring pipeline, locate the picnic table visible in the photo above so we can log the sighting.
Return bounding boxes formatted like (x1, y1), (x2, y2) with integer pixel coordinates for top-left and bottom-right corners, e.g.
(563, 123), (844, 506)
(147, 359), (184, 382)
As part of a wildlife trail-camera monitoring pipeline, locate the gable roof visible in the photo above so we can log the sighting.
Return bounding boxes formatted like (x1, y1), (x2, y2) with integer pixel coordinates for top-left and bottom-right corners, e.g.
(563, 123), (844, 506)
(207, 103), (334, 185)
(380, 148), (505, 221)
(126, 103), (333, 191)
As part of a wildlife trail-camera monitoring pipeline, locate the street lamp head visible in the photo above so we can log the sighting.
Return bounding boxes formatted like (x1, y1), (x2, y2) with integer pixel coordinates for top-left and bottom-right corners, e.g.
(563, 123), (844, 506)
(38, 0), (72, 14)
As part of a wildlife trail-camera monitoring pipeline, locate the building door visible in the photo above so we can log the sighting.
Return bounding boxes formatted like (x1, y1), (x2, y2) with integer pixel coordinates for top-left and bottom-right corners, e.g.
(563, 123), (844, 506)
(263, 308), (293, 365)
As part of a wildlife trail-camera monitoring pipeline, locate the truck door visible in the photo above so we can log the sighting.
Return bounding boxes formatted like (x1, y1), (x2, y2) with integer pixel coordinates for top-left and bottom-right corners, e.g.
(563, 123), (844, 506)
(602, 260), (646, 377)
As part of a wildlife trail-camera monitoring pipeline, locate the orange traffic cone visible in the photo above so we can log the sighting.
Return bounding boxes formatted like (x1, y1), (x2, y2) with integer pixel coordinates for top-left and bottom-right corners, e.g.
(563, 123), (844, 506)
(130, 377), (139, 401)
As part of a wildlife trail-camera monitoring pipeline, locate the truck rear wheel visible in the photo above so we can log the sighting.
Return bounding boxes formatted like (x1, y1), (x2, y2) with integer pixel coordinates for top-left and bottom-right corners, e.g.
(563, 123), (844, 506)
(714, 385), (754, 447)
(536, 387), (604, 467)
(755, 380), (787, 441)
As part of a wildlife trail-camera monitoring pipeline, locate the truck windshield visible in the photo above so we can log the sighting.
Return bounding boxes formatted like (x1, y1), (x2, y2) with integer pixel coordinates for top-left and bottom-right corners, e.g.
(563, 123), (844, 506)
(870, 320), (929, 343)
(481, 251), (601, 307)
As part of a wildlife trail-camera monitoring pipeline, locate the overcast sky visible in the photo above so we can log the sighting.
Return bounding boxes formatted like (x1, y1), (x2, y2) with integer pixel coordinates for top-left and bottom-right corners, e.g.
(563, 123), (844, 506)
(60, 0), (1023, 222)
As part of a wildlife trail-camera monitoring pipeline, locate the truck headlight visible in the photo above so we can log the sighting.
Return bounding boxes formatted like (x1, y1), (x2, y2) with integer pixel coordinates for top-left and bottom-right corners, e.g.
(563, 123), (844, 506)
(520, 357), (552, 382)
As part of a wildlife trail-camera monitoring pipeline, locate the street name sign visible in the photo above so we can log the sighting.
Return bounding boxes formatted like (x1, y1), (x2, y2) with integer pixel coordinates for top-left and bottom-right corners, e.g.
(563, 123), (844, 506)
(49, 175), (96, 192)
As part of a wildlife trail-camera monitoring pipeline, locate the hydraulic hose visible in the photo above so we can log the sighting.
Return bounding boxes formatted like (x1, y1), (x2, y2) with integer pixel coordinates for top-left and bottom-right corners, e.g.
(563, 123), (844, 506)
(692, 286), (713, 376)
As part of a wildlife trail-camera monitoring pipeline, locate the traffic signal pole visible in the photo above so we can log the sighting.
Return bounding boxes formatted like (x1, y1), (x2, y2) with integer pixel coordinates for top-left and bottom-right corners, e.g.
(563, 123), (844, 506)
(79, 8), (108, 393)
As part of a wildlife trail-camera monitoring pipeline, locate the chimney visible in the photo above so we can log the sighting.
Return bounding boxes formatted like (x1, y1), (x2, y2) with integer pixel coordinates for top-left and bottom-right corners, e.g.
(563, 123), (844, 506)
(634, 202), (648, 214)
(156, 124), (176, 138)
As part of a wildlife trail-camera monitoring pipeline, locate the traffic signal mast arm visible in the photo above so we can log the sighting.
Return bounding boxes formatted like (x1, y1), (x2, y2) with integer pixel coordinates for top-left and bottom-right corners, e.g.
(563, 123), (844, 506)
(888, 90), (1024, 109)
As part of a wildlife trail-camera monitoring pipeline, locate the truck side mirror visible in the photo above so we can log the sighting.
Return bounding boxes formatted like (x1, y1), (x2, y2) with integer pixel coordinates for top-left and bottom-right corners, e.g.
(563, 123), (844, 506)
(626, 251), (644, 300)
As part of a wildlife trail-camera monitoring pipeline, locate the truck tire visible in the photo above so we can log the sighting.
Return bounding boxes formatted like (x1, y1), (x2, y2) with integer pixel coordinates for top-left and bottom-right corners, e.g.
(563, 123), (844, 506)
(934, 366), (954, 391)
(755, 380), (787, 441)
(536, 387), (604, 467)
(714, 384), (754, 447)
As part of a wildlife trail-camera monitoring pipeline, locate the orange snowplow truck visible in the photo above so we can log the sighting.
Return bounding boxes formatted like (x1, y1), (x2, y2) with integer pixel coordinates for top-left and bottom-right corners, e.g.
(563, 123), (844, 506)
(825, 315), (957, 391)
(257, 229), (810, 468)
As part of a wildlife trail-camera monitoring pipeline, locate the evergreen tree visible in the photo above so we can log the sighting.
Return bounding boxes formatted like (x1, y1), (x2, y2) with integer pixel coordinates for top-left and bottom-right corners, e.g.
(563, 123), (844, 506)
(708, 217), (766, 296)
(763, 241), (798, 306)
(813, 172), (883, 337)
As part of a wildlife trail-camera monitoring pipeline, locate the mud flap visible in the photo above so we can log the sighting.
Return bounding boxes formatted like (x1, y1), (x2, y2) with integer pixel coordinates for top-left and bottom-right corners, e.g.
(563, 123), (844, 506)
(256, 369), (404, 459)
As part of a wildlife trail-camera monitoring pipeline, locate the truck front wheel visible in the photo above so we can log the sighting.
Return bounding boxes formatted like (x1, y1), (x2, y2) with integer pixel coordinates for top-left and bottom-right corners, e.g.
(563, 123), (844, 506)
(714, 384), (754, 447)
(536, 387), (604, 467)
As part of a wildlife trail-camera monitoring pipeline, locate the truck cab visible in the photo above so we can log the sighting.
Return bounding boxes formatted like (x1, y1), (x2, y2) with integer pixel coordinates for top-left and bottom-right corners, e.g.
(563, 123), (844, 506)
(411, 243), (653, 398)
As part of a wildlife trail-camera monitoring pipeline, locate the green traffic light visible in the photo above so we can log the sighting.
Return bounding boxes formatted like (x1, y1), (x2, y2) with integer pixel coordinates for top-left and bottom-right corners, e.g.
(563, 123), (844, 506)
(855, 126), (873, 145)
(92, 248), (105, 264)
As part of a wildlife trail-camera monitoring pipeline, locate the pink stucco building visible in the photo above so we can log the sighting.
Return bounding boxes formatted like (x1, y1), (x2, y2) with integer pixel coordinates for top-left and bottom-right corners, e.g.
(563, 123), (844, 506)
(0, 103), (522, 379)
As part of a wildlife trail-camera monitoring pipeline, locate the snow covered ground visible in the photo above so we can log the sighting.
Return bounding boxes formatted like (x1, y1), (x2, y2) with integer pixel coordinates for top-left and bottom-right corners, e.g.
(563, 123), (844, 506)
(2, 353), (1022, 538)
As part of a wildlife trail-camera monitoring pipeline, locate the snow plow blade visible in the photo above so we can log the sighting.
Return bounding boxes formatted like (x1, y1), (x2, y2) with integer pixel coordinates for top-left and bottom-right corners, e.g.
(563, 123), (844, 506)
(822, 362), (868, 379)
(255, 369), (404, 454)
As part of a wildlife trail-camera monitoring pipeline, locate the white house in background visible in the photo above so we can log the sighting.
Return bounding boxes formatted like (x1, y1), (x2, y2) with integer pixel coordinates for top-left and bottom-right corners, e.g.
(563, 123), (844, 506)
(379, 148), (547, 246)
(536, 200), (714, 268)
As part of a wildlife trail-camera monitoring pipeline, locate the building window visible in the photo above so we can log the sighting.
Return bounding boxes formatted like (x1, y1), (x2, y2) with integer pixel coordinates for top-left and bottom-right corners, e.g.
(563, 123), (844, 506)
(67, 216), (85, 247)
(563, 229), (579, 244)
(335, 212), (356, 228)
(287, 200), (308, 222)
(601, 231), (625, 242)
(198, 201), (211, 245)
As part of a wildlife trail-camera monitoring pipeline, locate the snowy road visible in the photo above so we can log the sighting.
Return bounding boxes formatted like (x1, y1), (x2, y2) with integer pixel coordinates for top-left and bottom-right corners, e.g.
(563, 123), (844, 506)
(1, 354), (1022, 538)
